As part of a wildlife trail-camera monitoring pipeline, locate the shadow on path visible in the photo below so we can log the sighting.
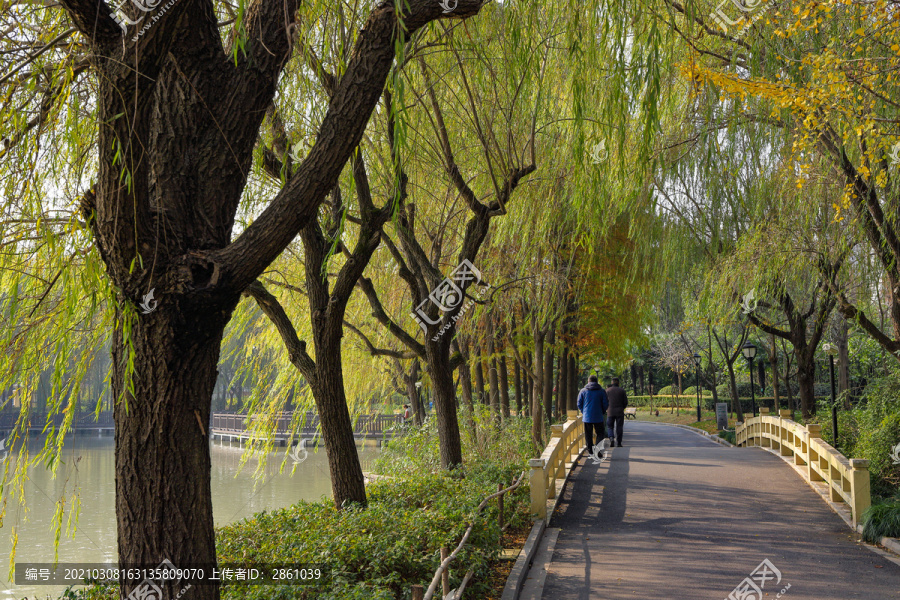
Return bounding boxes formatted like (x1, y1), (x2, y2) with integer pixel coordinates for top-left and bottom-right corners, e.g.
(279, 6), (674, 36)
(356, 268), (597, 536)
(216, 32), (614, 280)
(543, 422), (900, 600)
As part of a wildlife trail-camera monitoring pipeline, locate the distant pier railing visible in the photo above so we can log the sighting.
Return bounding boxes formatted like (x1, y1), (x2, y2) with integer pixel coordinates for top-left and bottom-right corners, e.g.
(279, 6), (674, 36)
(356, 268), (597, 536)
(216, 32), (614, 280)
(209, 411), (404, 445)
(0, 410), (114, 435)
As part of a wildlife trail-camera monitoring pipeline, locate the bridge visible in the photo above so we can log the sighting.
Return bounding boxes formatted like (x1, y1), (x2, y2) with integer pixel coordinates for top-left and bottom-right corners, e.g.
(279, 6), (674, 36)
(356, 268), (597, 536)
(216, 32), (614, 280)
(504, 410), (900, 600)
(209, 411), (404, 445)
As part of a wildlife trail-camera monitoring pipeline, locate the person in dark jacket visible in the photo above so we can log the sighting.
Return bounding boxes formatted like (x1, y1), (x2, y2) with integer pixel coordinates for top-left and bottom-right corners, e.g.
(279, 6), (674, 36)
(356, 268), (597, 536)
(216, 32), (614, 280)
(606, 377), (628, 447)
(577, 375), (609, 455)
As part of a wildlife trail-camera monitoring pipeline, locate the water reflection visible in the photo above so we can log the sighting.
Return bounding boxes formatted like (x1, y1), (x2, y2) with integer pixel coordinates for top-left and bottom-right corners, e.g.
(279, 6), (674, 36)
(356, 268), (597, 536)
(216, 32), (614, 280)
(0, 435), (381, 599)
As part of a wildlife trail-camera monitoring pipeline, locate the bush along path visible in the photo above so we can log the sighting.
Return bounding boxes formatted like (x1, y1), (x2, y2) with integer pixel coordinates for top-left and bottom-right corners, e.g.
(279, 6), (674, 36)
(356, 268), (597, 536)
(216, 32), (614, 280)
(68, 408), (538, 600)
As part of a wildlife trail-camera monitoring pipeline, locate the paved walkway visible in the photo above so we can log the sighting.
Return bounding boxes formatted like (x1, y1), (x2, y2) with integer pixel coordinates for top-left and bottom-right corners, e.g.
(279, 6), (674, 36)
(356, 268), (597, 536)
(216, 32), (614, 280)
(542, 421), (900, 599)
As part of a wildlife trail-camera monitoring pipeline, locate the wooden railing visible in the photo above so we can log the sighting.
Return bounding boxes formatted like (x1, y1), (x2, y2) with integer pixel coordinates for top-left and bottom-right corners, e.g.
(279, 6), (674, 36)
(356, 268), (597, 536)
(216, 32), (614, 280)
(209, 411), (403, 437)
(0, 410), (114, 431)
(529, 410), (584, 521)
(736, 407), (871, 526)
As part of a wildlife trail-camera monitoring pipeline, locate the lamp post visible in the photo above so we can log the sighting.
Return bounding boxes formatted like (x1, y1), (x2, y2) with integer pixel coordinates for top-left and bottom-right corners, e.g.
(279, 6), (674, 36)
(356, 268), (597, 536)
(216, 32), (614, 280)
(693, 353), (702, 422)
(741, 341), (758, 417)
(824, 343), (839, 445)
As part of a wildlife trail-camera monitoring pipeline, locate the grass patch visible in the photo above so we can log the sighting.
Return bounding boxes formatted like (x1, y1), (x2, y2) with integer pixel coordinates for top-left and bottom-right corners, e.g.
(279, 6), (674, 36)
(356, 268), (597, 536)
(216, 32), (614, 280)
(861, 497), (900, 544)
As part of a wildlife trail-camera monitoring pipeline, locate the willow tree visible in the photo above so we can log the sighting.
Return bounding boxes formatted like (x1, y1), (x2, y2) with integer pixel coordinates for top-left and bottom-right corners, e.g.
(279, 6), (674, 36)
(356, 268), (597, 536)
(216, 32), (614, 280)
(0, 0), (487, 596)
(661, 0), (900, 359)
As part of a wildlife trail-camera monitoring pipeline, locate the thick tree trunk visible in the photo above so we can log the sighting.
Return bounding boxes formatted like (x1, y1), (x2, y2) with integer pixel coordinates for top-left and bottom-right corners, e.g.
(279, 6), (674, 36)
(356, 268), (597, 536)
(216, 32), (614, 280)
(113, 307), (230, 600)
(796, 349), (816, 419)
(310, 331), (367, 507)
(406, 360), (423, 426)
(426, 341), (464, 468)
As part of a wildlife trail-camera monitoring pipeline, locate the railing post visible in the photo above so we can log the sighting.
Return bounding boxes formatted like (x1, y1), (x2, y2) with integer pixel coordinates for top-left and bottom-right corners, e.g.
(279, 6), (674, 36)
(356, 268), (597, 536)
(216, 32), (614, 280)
(806, 424), (823, 481)
(849, 459), (871, 528)
(566, 410), (580, 462)
(547, 424), (564, 500)
(529, 458), (547, 520)
(759, 407), (771, 447)
(777, 409), (792, 456)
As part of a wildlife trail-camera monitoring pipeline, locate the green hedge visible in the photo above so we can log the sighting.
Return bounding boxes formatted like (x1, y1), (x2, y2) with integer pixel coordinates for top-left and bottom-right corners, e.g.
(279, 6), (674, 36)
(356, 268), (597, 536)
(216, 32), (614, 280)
(68, 407), (537, 600)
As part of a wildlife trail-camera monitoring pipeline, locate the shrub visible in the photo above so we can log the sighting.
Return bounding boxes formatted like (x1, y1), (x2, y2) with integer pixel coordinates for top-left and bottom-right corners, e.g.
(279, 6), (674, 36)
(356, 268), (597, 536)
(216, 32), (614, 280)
(718, 430), (736, 444)
(682, 386), (712, 397)
(854, 411), (900, 496)
(861, 498), (900, 544)
(69, 405), (536, 600)
(657, 385), (678, 395)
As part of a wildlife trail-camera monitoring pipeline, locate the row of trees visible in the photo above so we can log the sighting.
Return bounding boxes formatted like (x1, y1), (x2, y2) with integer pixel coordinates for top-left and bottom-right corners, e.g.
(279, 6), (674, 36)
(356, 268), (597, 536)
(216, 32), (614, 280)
(0, 1), (655, 598)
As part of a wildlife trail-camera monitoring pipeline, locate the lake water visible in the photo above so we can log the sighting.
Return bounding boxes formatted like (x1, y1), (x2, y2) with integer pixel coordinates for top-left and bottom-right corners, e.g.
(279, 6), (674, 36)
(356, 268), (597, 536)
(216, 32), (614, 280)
(0, 435), (381, 599)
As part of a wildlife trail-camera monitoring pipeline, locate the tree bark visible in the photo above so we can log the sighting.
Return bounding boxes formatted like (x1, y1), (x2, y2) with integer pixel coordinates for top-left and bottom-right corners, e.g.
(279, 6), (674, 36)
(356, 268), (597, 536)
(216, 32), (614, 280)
(406, 360), (423, 426)
(427, 339), (464, 468)
(113, 305), (230, 599)
(498, 353), (511, 420)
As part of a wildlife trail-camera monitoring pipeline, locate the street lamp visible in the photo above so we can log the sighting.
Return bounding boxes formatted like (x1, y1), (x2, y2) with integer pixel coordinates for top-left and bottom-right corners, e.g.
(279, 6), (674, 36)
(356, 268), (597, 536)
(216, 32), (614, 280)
(693, 353), (702, 422)
(823, 343), (839, 446)
(741, 341), (758, 417)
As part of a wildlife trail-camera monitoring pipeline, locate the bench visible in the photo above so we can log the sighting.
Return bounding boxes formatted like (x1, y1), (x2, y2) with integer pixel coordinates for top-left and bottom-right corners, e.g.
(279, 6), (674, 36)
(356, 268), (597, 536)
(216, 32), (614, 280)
(624, 407), (637, 419)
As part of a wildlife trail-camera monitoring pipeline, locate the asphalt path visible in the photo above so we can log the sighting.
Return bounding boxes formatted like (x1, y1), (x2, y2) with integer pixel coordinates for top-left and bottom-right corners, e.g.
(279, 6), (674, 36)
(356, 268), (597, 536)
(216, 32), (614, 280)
(542, 421), (900, 599)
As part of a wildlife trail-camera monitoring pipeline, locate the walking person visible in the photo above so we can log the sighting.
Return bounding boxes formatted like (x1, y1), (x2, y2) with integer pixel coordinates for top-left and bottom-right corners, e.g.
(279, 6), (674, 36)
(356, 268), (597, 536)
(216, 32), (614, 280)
(577, 375), (609, 455)
(606, 377), (628, 447)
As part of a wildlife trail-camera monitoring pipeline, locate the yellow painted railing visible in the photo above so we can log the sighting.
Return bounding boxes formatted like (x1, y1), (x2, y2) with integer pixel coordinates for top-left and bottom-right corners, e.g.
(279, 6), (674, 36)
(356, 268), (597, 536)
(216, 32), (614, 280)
(736, 407), (871, 526)
(529, 410), (584, 521)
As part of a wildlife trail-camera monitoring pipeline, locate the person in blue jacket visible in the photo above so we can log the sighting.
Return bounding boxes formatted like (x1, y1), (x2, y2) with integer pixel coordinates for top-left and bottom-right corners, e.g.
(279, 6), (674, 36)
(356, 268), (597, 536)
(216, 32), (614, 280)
(577, 375), (610, 455)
